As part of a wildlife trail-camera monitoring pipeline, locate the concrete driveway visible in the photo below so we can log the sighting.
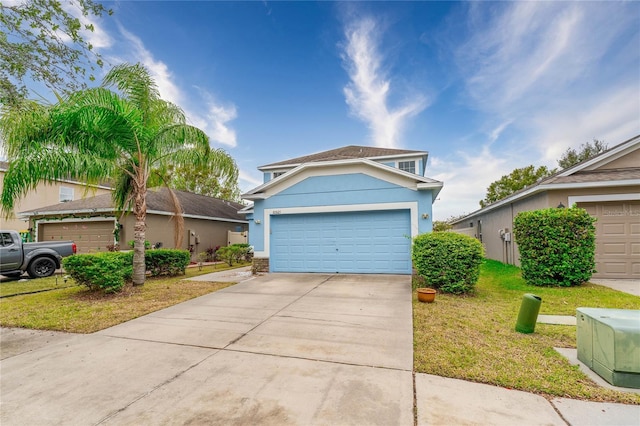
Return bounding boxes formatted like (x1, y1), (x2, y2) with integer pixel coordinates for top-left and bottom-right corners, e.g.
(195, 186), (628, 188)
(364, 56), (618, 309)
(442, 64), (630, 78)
(0, 273), (413, 425)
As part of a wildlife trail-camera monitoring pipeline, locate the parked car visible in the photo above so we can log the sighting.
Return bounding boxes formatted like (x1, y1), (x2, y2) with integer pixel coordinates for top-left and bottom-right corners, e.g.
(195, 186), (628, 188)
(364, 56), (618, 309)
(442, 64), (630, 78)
(0, 230), (77, 278)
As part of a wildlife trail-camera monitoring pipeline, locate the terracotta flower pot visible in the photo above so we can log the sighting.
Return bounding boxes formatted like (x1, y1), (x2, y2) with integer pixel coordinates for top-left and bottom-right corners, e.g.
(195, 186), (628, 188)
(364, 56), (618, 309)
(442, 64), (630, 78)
(417, 288), (436, 303)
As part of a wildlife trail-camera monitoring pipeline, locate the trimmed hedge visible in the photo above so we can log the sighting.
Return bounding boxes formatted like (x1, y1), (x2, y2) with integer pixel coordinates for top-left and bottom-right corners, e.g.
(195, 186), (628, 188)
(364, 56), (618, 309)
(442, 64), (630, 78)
(145, 249), (190, 277)
(63, 249), (191, 293)
(217, 243), (253, 266)
(513, 207), (596, 287)
(412, 232), (484, 294)
(63, 252), (132, 293)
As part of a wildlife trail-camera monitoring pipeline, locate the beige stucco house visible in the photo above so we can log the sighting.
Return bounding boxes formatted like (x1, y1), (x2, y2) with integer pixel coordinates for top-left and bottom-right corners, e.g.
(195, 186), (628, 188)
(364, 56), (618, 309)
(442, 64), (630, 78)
(18, 188), (248, 260)
(0, 161), (112, 235)
(451, 135), (640, 279)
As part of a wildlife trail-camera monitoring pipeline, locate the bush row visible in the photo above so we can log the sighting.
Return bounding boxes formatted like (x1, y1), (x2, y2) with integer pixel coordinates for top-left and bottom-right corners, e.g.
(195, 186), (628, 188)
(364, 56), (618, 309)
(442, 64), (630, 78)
(63, 249), (190, 293)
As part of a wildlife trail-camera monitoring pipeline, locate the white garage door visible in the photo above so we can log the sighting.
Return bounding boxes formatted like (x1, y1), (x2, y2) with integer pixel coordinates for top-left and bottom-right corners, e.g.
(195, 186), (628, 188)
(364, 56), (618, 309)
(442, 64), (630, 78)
(579, 201), (640, 279)
(40, 221), (115, 254)
(270, 210), (411, 274)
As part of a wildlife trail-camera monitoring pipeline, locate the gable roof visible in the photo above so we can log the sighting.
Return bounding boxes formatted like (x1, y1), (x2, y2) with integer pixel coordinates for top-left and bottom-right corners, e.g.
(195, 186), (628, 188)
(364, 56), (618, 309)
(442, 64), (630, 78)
(19, 187), (247, 223)
(451, 134), (640, 223)
(260, 145), (428, 169)
(243, 157), (443, 201)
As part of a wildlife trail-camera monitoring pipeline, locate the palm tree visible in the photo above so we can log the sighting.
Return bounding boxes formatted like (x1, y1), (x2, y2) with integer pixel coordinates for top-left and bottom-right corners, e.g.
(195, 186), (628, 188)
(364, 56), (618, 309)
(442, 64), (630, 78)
(0, 63), (237, 285)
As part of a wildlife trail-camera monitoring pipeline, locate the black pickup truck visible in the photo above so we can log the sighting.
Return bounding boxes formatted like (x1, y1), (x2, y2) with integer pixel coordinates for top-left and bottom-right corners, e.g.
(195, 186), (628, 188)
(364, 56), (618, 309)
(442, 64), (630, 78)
(0, 230), (77, 278)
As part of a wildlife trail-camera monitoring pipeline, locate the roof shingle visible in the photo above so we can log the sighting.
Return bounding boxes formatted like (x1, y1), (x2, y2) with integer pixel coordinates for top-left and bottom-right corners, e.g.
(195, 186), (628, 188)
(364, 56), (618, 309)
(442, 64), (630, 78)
(260, 145), (427, 168)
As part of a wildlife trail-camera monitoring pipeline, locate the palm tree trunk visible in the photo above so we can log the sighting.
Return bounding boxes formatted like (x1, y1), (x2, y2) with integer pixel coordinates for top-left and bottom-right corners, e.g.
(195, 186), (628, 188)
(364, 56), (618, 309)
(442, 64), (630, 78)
(132, 183), (147, 286)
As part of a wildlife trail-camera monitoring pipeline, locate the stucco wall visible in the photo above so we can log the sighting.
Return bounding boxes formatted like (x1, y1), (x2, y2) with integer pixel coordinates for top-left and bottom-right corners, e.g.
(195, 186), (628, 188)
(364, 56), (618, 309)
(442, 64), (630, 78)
(120, 214), (247, 259)
(597, 149), (640, 169)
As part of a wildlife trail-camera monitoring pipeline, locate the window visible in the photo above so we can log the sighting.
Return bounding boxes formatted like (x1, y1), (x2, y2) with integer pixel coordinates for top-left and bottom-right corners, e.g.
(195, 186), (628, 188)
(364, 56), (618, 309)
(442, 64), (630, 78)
(398, 161), (416, 174)
(273, 171), (286, 178)
(59, 186), (74, 202)
(1, 232), (14, 246)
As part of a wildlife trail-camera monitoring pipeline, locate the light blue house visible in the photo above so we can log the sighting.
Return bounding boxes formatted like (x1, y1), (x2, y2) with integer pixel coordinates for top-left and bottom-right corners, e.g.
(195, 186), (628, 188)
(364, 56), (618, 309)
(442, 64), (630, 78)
(241, 146), (443, 274)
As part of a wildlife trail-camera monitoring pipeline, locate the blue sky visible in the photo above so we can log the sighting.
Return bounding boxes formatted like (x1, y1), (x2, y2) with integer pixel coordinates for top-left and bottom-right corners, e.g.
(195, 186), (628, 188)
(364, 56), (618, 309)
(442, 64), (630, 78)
(23, 1), (640, 219)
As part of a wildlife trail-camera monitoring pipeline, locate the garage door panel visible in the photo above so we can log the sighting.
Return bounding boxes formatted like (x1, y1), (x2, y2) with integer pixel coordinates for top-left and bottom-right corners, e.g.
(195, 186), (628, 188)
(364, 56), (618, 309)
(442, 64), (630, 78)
(271, 210), (411, 274)
(40, 221), (114, 254)
(579, 201), (639, 279)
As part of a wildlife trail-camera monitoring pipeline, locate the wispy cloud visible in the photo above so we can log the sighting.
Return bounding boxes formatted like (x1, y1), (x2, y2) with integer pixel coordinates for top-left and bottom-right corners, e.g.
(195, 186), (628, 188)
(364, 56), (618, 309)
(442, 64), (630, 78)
(116, 25), (238, 147)
(341, 17), (427, 148)
(454, 2), (639, 143)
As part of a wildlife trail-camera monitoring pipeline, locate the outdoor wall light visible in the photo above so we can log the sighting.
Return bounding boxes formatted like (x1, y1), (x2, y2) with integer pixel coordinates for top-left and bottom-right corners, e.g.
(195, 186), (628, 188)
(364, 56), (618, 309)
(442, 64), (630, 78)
(557, 202), (565, 208)
(421, 213), (429, 219)
(254, 219), (261, 224)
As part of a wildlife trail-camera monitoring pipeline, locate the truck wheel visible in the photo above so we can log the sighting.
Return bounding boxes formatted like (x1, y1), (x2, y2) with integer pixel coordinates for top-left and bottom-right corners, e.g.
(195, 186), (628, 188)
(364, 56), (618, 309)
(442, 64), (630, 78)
(27, 257), (57, 278)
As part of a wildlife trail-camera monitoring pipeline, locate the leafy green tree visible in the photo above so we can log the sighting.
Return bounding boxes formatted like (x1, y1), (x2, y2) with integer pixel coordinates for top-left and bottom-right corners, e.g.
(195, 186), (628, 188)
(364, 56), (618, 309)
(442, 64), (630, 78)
(432, 220), (452, 232)
(480, 165), (554, 208)
(557, 139), (608, 169)
(0, 63), (236, 286)
(0, 0), (112, 105)
(163, 152), (240, 201)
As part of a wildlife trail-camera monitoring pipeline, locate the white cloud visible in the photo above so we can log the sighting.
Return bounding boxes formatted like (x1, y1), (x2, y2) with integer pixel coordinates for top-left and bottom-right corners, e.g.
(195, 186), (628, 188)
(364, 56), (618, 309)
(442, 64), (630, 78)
(341, 17), (427, 148)
(115, 25), (238, 147)
(429, 145), (513, 220)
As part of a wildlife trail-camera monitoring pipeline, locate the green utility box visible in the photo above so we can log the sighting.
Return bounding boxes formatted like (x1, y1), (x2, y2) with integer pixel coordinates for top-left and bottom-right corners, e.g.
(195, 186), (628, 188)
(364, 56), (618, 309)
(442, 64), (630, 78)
(515, 294), (542, 334)
(577, 308), (640, 389)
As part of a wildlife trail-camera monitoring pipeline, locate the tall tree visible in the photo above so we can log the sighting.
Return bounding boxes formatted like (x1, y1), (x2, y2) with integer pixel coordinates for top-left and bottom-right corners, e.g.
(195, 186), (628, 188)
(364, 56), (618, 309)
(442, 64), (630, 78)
(163, 152), (241, 201)
(557, 138), (608, 169)
(480, 165), (554, 208)
(0, 63), (236, 286)
(0, 0), (111, 105)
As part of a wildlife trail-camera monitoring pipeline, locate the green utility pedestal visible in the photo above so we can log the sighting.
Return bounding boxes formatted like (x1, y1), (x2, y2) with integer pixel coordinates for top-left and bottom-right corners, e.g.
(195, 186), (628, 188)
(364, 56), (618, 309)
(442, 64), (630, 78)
(515, 294), (542, 334)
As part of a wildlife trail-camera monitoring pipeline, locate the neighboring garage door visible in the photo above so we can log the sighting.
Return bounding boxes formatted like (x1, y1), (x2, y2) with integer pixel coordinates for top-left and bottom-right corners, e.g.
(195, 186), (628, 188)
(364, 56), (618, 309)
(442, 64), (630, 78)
(579, 201), (640, 279)
(270, 210), (411, 274)
(40, 221), (115, 254)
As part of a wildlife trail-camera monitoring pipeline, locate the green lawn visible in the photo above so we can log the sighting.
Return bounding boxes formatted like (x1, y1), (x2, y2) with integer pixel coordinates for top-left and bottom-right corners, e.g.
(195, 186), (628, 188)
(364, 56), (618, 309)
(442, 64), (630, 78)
(0, 262), (250, 333)
(413, 259), (640, 404)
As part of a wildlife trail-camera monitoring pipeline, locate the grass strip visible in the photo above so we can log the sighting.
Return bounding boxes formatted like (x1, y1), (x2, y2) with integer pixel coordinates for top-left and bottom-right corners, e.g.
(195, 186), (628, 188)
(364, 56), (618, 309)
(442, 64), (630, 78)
(413, 259), (640, 404)
(0, 263), (249, 333)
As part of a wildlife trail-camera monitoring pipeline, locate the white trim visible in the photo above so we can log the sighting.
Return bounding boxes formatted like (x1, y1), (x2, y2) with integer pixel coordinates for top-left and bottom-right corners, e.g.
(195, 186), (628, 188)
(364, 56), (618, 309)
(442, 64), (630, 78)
(34, 217), (116, 243)
(20, 208), (247, 224)
(146, 210), (249, 224)
(243, 158), (442, 200)
(558, 135), (640, 176)
(452, 179), (640, 223)
(253, 202), (418, 258)
(258, 151), (428, 171)
(19, 208), (114, 218)
(568, 193), (640, 205)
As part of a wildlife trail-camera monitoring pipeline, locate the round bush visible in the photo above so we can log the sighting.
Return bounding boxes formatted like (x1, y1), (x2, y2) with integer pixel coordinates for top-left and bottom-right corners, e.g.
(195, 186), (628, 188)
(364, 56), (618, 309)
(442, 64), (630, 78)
(412, 232), (484, 294)
(513, 207), (595, 287)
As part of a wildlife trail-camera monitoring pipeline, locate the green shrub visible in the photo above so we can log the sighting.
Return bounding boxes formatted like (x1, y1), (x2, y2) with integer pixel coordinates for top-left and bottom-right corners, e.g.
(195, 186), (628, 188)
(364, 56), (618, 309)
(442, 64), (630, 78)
(127, 240), (151, 249)
(412, 232), (484, 294)
(145, 249), (190, 277)
(63, 252), (132, 293)
(513, 207), (596, 287)
(63, 249), (188, 292)
(217, 243), (253, 266)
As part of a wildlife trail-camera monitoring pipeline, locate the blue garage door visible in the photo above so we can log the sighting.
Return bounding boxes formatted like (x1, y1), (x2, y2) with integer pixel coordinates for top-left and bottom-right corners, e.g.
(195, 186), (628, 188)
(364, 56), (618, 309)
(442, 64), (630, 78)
(270, 210), (411, 274)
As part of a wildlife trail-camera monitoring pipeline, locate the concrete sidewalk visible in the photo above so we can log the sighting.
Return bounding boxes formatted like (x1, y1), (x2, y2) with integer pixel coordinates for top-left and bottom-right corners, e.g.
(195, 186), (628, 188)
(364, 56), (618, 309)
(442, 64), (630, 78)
(1, 271), (639, 425)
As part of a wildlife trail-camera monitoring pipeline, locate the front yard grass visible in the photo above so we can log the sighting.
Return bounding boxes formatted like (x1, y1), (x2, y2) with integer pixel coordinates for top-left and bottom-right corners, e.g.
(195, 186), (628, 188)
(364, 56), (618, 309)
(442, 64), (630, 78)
(0, 262), (250, 333)
(413, 259), (640, 404)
